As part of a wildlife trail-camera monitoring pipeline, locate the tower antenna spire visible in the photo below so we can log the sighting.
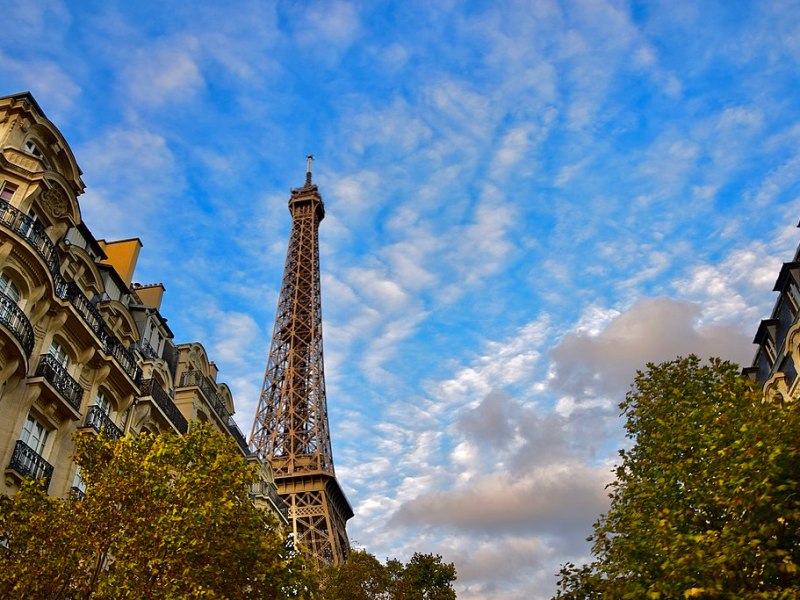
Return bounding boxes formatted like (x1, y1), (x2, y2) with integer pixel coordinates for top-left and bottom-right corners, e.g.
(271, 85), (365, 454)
(306, 154), (313, 186)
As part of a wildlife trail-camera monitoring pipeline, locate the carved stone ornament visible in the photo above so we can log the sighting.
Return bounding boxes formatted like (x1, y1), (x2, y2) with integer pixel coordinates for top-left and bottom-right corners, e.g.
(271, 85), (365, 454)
(40, 186), (69, 218)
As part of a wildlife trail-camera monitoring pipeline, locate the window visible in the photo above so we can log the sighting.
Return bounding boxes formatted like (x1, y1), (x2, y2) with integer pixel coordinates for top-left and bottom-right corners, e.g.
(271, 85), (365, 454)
(72, 466), (86, 495)
(21, 414), (49, 455)
(0, 272), (21, 327)
(95, 390), (111, 414)
(49, 339), (70, 369)
(764, 337), (777, 366)
(0, 272), (21, 304)
(18, 208), (40, 240)
(789, 282), (800, 313)
(24, 140), (43, 159)
(0, 182), (17, 203)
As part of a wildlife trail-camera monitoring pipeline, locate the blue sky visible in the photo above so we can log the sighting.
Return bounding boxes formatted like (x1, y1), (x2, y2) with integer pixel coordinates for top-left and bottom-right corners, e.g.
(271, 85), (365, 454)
(4, 1), (800, 597)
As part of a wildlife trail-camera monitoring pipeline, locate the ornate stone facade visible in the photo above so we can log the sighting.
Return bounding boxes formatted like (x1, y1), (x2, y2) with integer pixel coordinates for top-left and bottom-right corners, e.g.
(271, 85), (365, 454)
(0, 92), (285, 522)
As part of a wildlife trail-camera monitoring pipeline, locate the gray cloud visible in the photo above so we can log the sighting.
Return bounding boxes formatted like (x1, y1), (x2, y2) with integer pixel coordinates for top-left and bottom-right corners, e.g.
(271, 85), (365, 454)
(389, 463), (609, 539)
(456, 390), (517, 451)
(550, 297), (753, 400)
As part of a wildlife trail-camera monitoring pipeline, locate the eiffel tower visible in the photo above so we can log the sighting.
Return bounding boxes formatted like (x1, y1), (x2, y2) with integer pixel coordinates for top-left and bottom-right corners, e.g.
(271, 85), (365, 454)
(250, 158), (352, 566)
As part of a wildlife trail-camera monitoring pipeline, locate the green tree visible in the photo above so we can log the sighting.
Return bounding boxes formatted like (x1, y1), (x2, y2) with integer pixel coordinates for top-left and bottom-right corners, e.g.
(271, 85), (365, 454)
(0, 423), (316, 600)
(555, 356), (800, 599)
(392, 552), (457, 600)
(320, 549), (390, 599)
(320, 550), (456, 600)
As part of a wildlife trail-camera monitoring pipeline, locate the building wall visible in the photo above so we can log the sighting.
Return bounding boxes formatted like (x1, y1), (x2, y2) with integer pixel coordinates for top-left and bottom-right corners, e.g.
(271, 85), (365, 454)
(0, 92), (284, 522)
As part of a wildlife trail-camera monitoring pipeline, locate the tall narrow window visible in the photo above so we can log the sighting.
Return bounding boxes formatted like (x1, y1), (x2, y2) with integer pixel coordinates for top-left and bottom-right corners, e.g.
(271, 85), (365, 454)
(0, 272), (21, 304)
(72, 467), (86, 495)
(21, 414), (49, 455)
(95, 390), (111, 414)
(49, 339), (70, 369)
(0, 272), (21, 327)
(764, 337), (777, 366)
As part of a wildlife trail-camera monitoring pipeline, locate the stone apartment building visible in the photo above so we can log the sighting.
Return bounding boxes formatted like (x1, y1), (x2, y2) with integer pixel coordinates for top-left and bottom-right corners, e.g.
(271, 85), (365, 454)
(744, 232), (800, 400)
(0, 91), (284, 521)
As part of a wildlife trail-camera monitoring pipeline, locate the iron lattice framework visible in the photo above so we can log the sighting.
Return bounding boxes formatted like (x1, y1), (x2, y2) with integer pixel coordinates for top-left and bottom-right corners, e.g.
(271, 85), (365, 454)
(250, 164), (352, 566)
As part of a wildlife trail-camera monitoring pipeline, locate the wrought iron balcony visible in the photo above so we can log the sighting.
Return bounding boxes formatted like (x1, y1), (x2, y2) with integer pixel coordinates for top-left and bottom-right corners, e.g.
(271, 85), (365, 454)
(0, 200), (60, 278)
(56, 281), (141, 384)
(139, 378), (188, 434)
(36, 353), (84, 412)
(250, 478), (289, 519)
(84, 404), (123, 439)
(8, 440), (53, 490)
(0, 289), (34, 357)
(179, 369), (231, 423)
(226, 416), (250, 454)
(135, 338), (160, 360)
(103, 334), (140, 384)
(0, 203), (140, 385)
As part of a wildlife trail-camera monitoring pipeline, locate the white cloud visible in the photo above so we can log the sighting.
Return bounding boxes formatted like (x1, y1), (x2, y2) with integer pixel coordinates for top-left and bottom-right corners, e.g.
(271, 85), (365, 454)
(121, 36), (205, 108)
(0, 51), (81, 119)
(78, 128), (183, 238)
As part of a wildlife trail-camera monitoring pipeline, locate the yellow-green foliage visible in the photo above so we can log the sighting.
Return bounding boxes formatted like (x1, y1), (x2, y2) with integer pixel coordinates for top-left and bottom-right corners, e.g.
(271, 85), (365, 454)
(0, 423), (316, 600)
(555, 356), (800, 599)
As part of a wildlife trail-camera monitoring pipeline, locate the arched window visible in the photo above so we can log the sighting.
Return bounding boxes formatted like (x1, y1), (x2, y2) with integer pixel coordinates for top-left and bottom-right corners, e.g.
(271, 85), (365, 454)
(24, 140), (49, 168)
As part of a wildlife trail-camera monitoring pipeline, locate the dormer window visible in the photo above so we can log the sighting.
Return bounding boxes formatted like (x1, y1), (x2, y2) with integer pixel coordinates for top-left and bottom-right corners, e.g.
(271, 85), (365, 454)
(764, 336), (777, 365)
(24, 141), (49, 168)
(24, 140), (43, 158)
(789, 282), (800, 313)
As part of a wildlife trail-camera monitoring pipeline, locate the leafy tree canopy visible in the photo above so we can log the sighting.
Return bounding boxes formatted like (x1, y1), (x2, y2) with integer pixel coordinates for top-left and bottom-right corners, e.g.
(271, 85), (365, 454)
(555, 356), (800, 599)
(320, 548), (457, 600)
(0, 423), (316, 600)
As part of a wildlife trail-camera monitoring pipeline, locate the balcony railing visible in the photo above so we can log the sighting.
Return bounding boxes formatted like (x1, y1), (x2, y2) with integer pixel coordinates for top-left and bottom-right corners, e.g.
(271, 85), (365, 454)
(103, 334), (140, 384)
(0, 200), (60, 278)
(56, 280), (104, 338)
(250, 478), (289, 519)
(84, 404), (123, 439)
(0, 290), (34, 357)
(36, 353), (84, 412)
(0, 201), (140, 384)
(135, 338), (160, 360)
(179, 370), (231, 423)
(226, 416), (250, 454)
(56, 281), (141, 384)
(139, 378), (188, 434)
(8, 440), (53, 490)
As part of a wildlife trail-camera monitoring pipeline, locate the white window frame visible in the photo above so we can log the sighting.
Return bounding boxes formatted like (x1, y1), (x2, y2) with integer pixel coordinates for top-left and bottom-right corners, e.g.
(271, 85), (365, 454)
(0, 272), (21, 304)
(21, 414), (49, 455)
(94, 390), (111, 415)
(49, 339), (70, 370)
